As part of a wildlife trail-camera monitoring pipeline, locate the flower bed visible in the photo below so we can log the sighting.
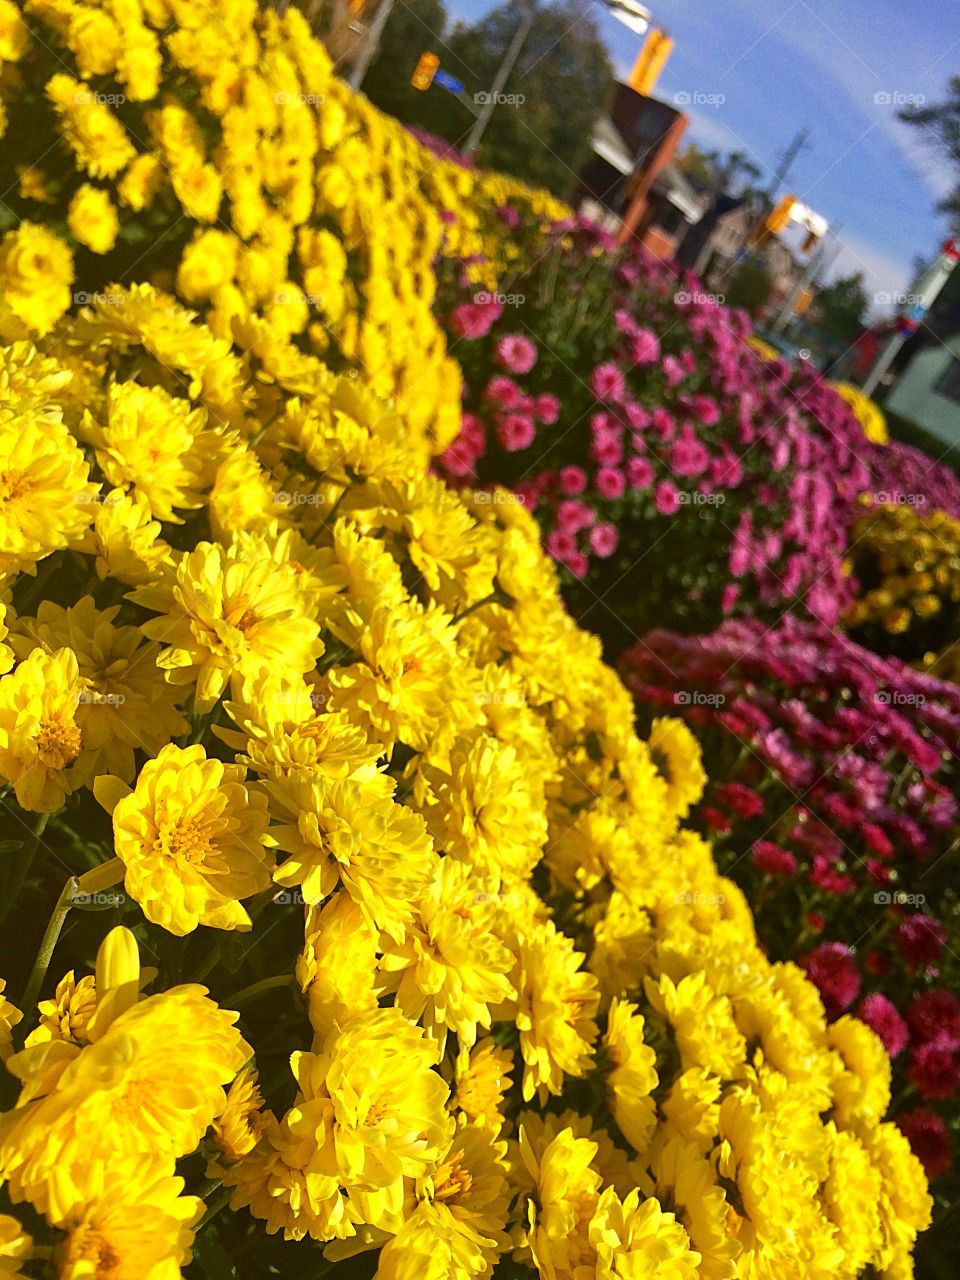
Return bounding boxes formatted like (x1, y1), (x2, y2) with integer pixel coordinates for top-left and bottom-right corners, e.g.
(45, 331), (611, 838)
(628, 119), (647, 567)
(623, 616), (960, 1202)
(0, 1), (937, 1275)
(434, 219), (960, 653)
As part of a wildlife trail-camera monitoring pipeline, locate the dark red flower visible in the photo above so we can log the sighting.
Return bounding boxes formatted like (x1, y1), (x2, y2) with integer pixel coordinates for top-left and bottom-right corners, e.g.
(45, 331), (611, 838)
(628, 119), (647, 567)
(907, 1036), (960, 1100)
(715, 782), (764, 819)
(897, 1107), (952, 1180)
(752, 840), (797, 877)
(858, 992), (908, 1057)
(894, 915), (947, 970)
(907, 989), (960, 1045)
(802, 941), (860, 1019)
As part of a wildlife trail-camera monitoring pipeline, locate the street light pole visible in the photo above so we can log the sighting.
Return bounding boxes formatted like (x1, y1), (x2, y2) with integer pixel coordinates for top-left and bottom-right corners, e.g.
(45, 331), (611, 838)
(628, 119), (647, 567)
(770, 223), (843, 334)
(348, 0), (397, 91)
(462, 12), (535, 156)
(861, 239), (960, 398)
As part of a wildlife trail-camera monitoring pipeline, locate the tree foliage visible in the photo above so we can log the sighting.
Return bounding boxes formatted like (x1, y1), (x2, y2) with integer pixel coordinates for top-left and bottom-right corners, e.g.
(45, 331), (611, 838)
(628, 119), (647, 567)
(899, 75), (960, 230)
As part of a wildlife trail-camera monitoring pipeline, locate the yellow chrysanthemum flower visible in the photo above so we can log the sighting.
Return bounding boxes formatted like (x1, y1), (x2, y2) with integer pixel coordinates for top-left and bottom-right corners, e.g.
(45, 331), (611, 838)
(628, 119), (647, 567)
(0, 223), (74, 337)
(50, 1159), (203, 1280)
(604, 997), (658, 1155)
(452, 1039), (514, 1131)
(0, 928), (250, 1215)
(0, 409), (97, 575)
(647, 717), (707, 821)
(67, 184), (119, 254)
(210, 1065), (267, 1166)
(24, 971), (96, 1049)
(515, 1127), (601, 1278)
(13, 596), (189, 782)
(589, 1185), (701, 1280)
(0, 1213), (30, 1280)
(510, 921), (599, 1103)
(95, 742), (275, 935)
(0, 979), (21, 1061)
(0, 646), (84, 810)
(134, 535), (325, 711)
(379, 857), (516, 1049)
(297, 894), (382, 1042)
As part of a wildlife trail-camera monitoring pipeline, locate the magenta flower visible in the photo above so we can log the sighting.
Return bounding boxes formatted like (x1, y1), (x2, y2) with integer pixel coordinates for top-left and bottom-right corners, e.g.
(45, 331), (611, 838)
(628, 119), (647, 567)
(589, 522), (619, 558)
(908, 1037), (960, 1100)
(858, 993), (909, 1057)
(662, 355), (686, 386)
(752, 841), (798, 877)
(596, 467), (626, 500)
(495, 333), (538, 374)
(629, 328), (661, 365)
(898, 1108), (952, 1180)
(590, 362), (626, 403)
(497, 413), (536, 452)
(545, 528), (577, 561)
(627, 455), (654, 490)
(450, 299), (502, 339)
(590, 434), (624, 467)
(559, 465), (587, 495)
(484, 375), (525, 411)
(653, 481), (681, 515)
(802, 941), (861, 1019)
(556, 499), (595, 533)
(534, 393), (560, 425)
(895, 915), (947, 970)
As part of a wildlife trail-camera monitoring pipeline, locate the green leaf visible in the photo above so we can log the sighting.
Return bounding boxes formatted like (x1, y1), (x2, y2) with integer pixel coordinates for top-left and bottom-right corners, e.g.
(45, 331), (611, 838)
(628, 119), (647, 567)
(193, 1230), (239, 1280)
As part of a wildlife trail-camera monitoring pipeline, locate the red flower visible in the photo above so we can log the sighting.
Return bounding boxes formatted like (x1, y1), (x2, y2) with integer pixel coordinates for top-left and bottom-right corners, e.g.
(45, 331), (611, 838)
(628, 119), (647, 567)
(858, 993), (908, 1057)
(752, 840), (797, 877)
(907, 1036), (960, 1100)
(894, 914), (946, 970)
(702, 806), (732, 834)
(862, 821), (894, 859)
(802, 941), (860, 1019)
(715, 782), (764, 819)
(907, 989), (960, 1045)
(897, 1108), (952, 1180)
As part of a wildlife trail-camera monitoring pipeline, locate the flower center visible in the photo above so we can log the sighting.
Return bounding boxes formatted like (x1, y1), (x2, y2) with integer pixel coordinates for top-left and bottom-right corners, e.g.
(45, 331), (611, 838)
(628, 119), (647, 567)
(0, 469), (32, 504)
(36, 717), (82, 770)
(363, 1100), (387, 1127)
(223, 595), (260, 634)
(162, 817), (215, 866)
(434, 1151), (473, 1202)
(64, 1226), (121, 1278)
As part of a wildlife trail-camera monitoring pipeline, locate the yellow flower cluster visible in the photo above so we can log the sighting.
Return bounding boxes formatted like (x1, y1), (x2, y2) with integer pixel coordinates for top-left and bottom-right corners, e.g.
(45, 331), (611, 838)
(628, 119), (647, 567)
(829, 381), (889, 445)
(0, 296), (930, 1278)
(849, 498), (960, 669)
(0, 0), (566, 464)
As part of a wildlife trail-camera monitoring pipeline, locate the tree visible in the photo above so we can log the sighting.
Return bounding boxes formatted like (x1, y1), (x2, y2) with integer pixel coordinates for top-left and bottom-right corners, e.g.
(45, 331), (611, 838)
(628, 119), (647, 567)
(443, 0), (613, 197)
(724, 260), (773, 316)
(676, 144), (762, 196)
(899, 76), (960, 230)
(351, 0), (453, 137)
(813, 271), (869, 344)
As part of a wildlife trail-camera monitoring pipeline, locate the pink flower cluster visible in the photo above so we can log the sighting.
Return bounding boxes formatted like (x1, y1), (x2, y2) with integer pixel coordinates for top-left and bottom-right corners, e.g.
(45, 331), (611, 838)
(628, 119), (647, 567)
(624, 615), (960, 1181)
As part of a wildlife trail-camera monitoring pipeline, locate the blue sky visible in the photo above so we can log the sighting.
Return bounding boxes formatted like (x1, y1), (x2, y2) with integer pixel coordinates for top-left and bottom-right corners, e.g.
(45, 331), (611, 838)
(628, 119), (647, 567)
(439, 0), (958, 309)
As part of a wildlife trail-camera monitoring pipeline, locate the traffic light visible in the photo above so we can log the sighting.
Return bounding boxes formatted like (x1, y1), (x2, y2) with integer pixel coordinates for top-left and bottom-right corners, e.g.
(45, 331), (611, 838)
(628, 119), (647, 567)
(411, 51), (440, 91)
(764, 194), (795, 235)
(628, 29), (674, 96)
(800, 229), (821, 254)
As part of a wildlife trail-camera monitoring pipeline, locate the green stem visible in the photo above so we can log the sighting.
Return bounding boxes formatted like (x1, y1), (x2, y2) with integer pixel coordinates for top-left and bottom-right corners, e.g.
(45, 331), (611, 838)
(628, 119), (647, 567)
(228, 974), (292, 1007)
(0, 812), (50, 925)
(22, 873), (79, 1011)
(199, 1185), (233, 1228)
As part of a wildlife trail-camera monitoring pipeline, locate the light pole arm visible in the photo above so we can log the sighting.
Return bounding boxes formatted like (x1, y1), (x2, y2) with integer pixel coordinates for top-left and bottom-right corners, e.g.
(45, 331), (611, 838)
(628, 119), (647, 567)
(462, 12), (535, 156)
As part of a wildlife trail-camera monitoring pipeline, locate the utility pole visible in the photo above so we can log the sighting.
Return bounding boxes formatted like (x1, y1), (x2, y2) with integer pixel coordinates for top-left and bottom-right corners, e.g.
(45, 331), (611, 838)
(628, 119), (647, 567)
(766, 127), (811, 201)
(771, 222), (844, 333)
(862, 239), (960, 398)
(348, 0), (397, 91)
(463, 11), (535, 155)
